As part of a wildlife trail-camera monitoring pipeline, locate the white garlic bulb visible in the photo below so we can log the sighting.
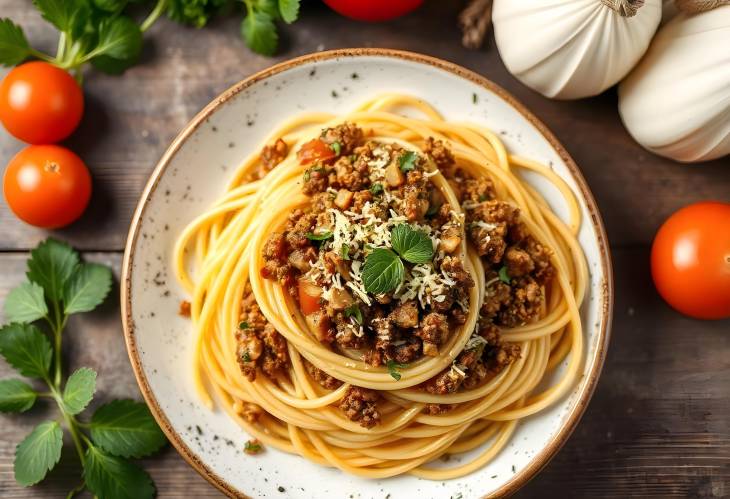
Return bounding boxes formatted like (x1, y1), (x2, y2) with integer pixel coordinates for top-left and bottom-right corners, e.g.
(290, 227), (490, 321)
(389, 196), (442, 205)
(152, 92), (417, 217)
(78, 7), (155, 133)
(493, 0), (662, 100)
(619, 5), (730, 162)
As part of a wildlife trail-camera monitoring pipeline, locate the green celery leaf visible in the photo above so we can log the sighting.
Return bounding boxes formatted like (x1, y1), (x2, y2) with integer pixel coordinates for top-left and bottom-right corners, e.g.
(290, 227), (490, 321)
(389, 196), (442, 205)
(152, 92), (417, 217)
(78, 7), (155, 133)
(84, 445), (155, 499)
(62, 367), (97, 415)
(241, 10), (278, 56)
(0, 379), (37, 413)
(14, 421), (63, 486)
(0, 18), (32, 67)
(27, 238), (79, 302)
(255, 0), (281, 20)
(361, 248), (404, 295)
(0, 324), (52, 379)
(90, 400), (167, 458)
(278, 0), (300, 23)
(4, 282), (48, 323)
(390, 224), (434, 264)
(91, 16), (142, 61)
(63, 263), (113, 315)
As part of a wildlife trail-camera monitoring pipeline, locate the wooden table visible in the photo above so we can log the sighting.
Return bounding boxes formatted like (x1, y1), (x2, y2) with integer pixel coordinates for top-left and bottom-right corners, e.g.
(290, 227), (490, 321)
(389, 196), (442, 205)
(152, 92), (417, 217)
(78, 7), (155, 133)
(1, 2), (728, 498)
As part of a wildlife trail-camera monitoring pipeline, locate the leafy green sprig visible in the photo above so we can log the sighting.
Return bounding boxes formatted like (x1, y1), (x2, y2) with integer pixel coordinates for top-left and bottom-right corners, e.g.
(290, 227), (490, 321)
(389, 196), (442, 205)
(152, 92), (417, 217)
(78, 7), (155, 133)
(0, 239), (167, 499)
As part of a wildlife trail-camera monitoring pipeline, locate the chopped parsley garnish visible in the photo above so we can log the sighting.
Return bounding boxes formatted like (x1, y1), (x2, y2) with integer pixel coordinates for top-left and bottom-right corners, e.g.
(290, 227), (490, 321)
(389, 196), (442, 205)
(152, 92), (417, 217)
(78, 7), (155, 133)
(398, 151), (418, 173)
(344, 304), (363, 325)
(498, 265), (511, 284)
(341, 243), (350, 261)
(472, 93), (478, 104)
(238, 321), (250, 330)
(361, 248), (404, 295)
(390, 224), (435, 264)
(330, 141), (341, 156)
(305, 231), (333, 241)
(244, 439), (263, 455)
(241, 350), (251, 362)
(386, 360), (408, 381)
(349, 154), (357, 163)
(303, 170), (310, 182)
(369, 183), (384, 195)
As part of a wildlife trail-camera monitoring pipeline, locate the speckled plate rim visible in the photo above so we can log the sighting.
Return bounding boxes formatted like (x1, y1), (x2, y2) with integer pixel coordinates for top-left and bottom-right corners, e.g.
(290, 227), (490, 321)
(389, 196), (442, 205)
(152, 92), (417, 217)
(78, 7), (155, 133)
(121, 48), (614, 499)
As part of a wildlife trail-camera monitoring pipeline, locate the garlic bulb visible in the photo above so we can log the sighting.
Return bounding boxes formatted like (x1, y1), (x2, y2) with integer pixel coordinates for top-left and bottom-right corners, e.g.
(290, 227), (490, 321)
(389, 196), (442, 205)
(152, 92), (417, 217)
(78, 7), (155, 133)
(618, 5), (730, 162)
(493, 0), (662, 100)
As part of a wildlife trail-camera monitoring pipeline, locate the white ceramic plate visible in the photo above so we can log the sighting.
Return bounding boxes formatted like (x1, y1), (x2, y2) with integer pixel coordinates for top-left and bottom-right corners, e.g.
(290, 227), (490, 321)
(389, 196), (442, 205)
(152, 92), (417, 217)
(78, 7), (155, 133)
(122, 49), (613, 498)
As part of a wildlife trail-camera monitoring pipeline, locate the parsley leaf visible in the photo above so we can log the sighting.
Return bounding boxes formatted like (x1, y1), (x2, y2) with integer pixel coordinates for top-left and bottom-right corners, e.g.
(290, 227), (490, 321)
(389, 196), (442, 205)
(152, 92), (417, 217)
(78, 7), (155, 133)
(63, 263), (113, 315)
(390, 224), (434, 264)
(278, 0), (300, 23)
(241, 9), (278, 56)
(167, 0), (226, 28)
(398, 151), (418, 173)
(0, 324), (52, 379)
(32, 0), (86, 34)
(4, 282), (48, 323)
(26, 238), (79, 302)
(306, 231), (333, 241)
(386, 360), (407, 381)
(89, 15), (142, 61)
(370, 183), (384, 195)
(89, 400), (167, 459)
(62, 367), (97, 415)
(83, 445), (155, 499)
(330, 141), (341, 156)
(361, 248), (404, 295)
(244, 438), (263, 454)
(14, 421), (63, 486)
(238, 321), (250, 329)
(0, 379), (38, 413)
(0, 18), (32, 67)
(341, 243), (350, 261)
(498, 265), (511, 284)
(241, 349), (251, 362)
(344, 304), (362, 325)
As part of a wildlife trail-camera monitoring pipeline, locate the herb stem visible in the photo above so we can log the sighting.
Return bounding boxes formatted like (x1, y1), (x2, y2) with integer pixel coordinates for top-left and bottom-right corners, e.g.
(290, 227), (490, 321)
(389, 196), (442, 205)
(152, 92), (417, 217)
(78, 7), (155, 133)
(28, 48), (56, 64)
(141, 0), (167, 33)
(47, 385), (87, 464)
(56, 32), (66, 60)
(65, 481), (86, 499)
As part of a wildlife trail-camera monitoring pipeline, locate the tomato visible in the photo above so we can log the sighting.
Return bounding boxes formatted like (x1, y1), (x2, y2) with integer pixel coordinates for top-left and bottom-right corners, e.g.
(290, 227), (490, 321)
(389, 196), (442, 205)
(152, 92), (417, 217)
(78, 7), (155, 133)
(297, 138), (336, 165)
(0, 61), (84, 144)
(651, 201), (730, 320)
(298, 279), (323, 315)
(323, 0), (423, 21)
(4, 145), (92, 228)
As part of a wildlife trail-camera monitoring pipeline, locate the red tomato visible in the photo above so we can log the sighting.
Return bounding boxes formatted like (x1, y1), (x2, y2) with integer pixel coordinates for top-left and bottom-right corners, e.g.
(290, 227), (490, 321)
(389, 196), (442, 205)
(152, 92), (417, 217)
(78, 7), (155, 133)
(323, 0), (423, 21)
(0, 61), (84, 144)
(3, 145), (92, 228)
(651, 201), (730, 320)
(297, 138), (336, 165)
(298, 279), (323, 315)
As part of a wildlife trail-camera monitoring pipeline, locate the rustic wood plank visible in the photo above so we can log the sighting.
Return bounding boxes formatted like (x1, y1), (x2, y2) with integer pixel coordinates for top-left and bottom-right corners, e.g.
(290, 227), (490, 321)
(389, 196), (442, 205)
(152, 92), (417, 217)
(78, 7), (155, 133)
(0, 1), (728, 251)
(0, 249), (727, 498)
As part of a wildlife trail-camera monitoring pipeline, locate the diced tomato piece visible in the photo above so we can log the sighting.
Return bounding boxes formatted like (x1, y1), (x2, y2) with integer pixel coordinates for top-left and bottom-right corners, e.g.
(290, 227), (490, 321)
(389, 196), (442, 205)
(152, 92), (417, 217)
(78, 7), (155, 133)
(297, 139), (336, 165)
(298, 279), (323, 314)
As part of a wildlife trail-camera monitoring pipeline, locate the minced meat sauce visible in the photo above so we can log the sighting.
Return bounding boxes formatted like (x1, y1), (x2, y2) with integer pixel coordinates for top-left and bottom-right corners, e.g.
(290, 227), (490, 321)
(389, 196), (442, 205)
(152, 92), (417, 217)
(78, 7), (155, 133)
(233, 124), (554, 428)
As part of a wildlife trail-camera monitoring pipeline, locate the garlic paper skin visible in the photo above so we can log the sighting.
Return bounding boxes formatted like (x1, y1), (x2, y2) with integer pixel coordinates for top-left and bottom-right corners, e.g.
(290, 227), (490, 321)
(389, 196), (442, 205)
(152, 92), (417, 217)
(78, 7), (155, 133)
(493, 0), (662, 100)
(619, 6), (730, 163)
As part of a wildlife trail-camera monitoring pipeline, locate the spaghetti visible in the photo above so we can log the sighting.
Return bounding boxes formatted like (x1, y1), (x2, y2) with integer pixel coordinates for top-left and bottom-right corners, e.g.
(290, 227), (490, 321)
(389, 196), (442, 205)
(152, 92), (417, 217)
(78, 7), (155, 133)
(173, 94), (587, 479)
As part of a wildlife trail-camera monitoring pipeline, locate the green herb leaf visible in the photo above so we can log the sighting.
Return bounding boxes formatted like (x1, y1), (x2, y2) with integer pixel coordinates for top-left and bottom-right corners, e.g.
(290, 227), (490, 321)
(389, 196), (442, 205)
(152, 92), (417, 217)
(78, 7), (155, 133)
(14, 421), (63, 486)
(244, 438), (263, 454)
(303, 170), (311, 182)
(0, 18), (32, 67)
(278, 0), (300, 23)
(91, 53), (137, 75)
(4, 282), (48, 324)
(32, 0), (86, 34)
(90, 400), (167, 458)
(92, 0), (128, 14)
(498, 265), (511, 284)
(369, 183), (383, 195)
(238, 321), (250, 330)
(62, 367), (97, 415)
(0, 379), (37, 413)
(27, 238), (79, 302)
(330, 141), (341, 156)
(390, 224), (434, 264)
(386, 360), (407, 381)
(241, 10), (278, 56)
(340, 243), (350, 261)
(344, 304), (362, 325)
(91, 16), (142, 61)
(167, 0), (226, 28)
(0, 323), (52, 379)
(306, 231), (333, 241)
(83, 445), (155, 499)
(361, 248), (404, 295)
(398, 151), (418, 173)
(241, 349), (251, 362)
(63, 263), (113, 315)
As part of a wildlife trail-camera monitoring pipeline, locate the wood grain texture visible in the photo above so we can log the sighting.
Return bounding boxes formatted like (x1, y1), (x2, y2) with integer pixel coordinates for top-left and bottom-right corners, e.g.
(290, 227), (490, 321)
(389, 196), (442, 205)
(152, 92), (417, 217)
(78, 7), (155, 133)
(0, 1), (728, 498)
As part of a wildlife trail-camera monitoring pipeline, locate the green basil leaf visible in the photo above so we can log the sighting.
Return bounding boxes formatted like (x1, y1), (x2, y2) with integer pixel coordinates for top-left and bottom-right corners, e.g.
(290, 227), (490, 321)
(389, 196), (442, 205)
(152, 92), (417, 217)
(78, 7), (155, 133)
(386, 359), (407, 381)
(0, 324), (52, 379)
(241, 10), (278, 56)
(27, 238), (79, 302)
(62, 367), (97, 415)
(361, 248), (404, 295)
(344, 304), (362, 325)
(306, 231), (333, 241)
(0, 379), (37, 413)
(83, 445), (155, 499)
(4, 282), (48, 323)
(498, 265), (511, 284)
(63, 263), (113, 315)
(398, 151), (418, 173)
(14, 421), (63, 486)
(278, 0), (300, 23)
(90, 400), (167, 458)
(91, 16), (142, 61)
(0, 18), (32, 67)
(390, 224), (434, 264)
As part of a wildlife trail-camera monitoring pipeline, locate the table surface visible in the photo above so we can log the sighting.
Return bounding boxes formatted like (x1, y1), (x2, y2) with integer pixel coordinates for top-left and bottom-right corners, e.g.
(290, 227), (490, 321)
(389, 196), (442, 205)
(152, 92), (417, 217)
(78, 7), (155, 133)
(1, 2), (728, 498)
